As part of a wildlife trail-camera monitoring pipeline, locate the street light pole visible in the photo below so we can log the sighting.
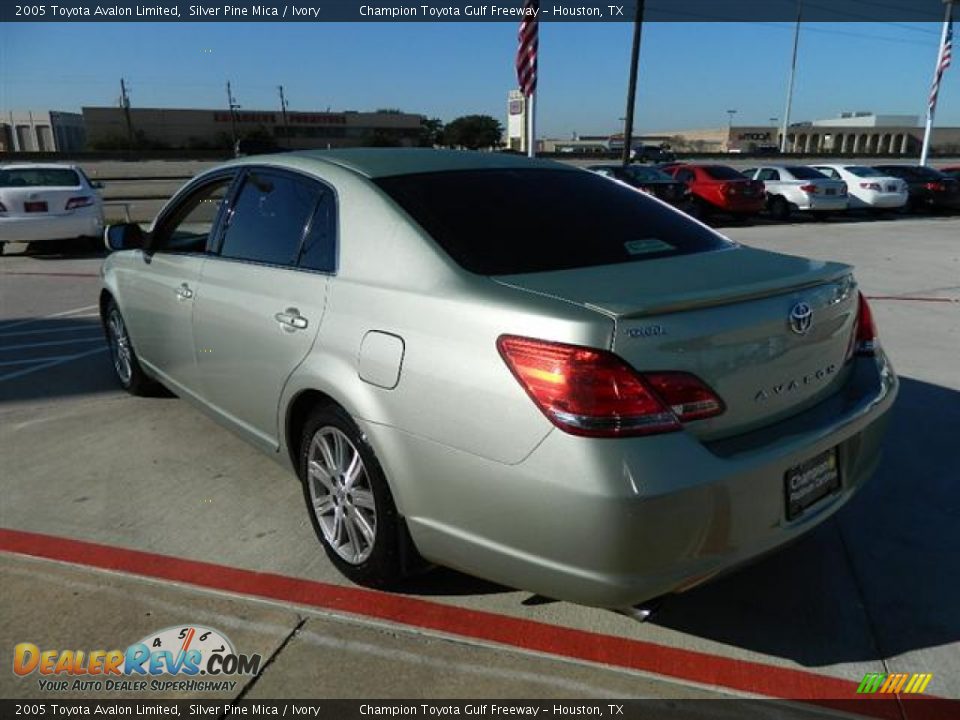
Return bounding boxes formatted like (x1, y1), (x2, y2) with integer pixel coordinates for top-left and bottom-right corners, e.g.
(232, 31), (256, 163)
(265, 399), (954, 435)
(621, 0), (645, 166)
(780, 0), (803, 153)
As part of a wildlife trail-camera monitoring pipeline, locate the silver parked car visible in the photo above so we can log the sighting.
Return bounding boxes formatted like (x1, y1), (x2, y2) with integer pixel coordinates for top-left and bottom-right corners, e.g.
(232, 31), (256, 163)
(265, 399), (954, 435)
(741, 165), (848, 220)
(101, 149), (897, 608)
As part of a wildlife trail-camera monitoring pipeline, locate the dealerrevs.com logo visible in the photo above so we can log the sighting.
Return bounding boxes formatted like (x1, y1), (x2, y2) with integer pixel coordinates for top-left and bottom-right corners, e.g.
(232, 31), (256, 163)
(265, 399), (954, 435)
(13, 625), (263, 693)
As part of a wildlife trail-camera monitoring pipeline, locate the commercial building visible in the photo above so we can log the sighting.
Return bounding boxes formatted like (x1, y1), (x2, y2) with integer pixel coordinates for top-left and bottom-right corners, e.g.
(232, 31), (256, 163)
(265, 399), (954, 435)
(537, 112), (960, 157)
(81, 106), (424, 150)
(654, 113), (960, 155)
(0, 110), (86, 153)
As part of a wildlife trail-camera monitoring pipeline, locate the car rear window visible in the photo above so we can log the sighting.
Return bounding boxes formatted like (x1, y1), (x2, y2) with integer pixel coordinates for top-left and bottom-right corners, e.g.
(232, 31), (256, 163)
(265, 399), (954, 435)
(785, 166), (827, 179)
(702, 166), (746, 181)
(374, 169), (731, 275)
(845, 166), (884, 178)
(0, 168), (80, 187)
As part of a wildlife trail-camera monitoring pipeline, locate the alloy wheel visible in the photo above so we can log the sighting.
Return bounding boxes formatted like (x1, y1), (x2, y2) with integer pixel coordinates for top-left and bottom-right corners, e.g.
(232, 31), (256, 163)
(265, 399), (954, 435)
(307, 427), (377, 564)
(107, 308), (133, 385)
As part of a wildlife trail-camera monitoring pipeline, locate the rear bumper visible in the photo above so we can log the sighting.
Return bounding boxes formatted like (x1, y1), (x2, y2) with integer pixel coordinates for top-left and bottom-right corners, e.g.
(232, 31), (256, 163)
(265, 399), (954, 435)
(0, 212), (103, 243)
(368, 350), (898, 607)
(848, 192), (907, 209)
(794, 195), (848, 211)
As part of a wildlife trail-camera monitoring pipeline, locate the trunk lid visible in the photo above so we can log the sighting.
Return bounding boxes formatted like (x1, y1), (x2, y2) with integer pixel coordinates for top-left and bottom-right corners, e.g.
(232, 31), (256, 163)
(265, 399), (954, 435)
(494, 246), (858, 440)
(0, 186), (84, 217)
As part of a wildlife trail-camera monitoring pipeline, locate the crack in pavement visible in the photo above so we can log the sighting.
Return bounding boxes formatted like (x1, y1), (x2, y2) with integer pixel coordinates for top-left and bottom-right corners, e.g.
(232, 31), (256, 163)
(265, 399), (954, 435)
(224, 617), (307, 715)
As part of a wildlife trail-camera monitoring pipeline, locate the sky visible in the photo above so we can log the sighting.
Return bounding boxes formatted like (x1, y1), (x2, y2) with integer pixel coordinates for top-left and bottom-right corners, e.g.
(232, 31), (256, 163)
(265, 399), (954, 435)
(1, 21), (957, 137)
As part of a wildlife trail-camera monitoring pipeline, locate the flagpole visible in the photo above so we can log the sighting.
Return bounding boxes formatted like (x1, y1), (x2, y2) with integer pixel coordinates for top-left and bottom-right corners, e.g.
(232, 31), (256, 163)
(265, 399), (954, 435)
(528, 92), (536, 158)
(921, 0), (954, 166)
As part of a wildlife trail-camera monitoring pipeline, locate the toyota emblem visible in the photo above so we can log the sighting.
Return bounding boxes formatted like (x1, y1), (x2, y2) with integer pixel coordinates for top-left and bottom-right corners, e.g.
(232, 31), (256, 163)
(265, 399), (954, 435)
(789, 302), (813, 335)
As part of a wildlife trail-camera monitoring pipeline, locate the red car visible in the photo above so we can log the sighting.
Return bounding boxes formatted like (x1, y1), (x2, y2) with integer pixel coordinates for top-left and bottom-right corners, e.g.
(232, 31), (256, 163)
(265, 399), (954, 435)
(661, 163), (765, 217)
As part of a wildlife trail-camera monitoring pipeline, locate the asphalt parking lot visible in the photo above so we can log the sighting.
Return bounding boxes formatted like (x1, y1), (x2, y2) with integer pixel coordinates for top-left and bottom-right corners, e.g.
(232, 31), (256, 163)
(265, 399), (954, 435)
(1, 214), (958, 716)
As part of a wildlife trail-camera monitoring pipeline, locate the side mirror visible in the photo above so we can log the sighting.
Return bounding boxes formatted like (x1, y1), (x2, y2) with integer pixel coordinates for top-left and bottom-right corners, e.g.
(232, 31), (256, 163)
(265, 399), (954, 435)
(104, 223), (145, 252)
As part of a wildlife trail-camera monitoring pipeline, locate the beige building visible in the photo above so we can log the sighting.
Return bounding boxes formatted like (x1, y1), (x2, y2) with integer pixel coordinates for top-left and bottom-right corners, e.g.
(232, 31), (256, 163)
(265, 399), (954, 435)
(81, 106), (423, 150)
(0, 110), (86, 153)
(655, 113), (960, 155)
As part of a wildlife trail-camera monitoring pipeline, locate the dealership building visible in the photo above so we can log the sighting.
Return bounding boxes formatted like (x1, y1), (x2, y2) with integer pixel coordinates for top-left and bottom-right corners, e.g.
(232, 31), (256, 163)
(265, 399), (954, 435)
(539, 112), (960, 156)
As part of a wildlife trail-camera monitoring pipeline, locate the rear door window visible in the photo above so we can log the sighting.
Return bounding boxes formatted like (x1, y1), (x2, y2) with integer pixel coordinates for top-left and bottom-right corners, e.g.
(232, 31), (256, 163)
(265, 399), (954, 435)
(375, 168), (731, 275)
(219, 170), (322, 268)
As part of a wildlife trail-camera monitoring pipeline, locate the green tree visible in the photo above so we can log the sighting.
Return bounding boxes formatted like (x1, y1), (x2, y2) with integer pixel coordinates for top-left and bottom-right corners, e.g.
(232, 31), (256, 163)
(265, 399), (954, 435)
(418, 117), (444, 147)
(443, 115), (504, 150)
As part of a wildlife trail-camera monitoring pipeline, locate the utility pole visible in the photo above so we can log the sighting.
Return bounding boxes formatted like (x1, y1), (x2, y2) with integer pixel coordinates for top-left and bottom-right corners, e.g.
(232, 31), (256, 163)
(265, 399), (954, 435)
(120, 78), (134, 148)
(621, 0), (645, 166)
(278, 85), (290, 148)
(780, 0), (803, 153)
(226, 81), (241, 155)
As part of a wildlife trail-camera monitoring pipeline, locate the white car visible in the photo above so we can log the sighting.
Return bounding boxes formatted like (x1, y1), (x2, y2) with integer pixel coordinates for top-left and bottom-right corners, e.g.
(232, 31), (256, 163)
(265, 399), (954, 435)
(741, 165), (848, 220)
(810, 164), (908, 212)
(0, 164), (104, 249)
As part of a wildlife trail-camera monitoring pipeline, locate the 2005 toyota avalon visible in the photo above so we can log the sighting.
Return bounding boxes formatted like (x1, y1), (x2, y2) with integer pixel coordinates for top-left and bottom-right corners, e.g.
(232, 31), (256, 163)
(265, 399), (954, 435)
(100, 149), (897, 607)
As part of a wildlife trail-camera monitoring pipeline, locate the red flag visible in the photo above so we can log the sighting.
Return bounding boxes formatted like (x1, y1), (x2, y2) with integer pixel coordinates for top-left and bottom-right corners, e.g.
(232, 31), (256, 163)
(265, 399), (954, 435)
(516, 0), (539, 97)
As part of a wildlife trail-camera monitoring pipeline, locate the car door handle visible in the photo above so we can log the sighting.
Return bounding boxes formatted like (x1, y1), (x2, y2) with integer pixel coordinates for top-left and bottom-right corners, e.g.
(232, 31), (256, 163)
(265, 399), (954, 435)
(175, 283), (194, 301)
(274, 308), (309, 331)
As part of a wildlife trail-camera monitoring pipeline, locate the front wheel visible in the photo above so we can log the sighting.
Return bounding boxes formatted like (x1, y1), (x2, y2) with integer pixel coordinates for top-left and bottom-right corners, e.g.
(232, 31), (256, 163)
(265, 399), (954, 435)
(103, 299), (158, 396)
(299, 405), (410, 587)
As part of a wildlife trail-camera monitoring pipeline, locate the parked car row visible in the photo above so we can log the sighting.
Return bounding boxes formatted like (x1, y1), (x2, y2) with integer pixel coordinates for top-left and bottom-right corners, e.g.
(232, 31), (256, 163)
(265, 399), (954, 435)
(589, 161), (960, 221)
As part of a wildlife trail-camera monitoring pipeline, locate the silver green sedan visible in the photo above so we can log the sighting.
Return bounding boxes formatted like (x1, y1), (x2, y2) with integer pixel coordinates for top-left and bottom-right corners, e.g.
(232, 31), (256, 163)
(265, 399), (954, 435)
(100, 149), (897, 608)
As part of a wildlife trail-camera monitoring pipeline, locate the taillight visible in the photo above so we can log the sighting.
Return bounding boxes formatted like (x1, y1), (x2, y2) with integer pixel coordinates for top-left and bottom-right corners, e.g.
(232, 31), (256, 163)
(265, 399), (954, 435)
(840, 183), (848, 196)
(497, 335), (723, 438)
(799, 184), (818, 194)
(860, 182), (882, 191)
(925, 181), (946, 192)
(847, 292), (878, 360)
(65, 196), (94, 210)
(644, 372), (726, 421)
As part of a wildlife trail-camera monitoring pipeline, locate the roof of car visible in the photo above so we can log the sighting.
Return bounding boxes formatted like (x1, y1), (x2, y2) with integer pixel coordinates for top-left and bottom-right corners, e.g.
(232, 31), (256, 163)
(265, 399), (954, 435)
(230, 148), (574, 179)
(0, 163), (80, 170)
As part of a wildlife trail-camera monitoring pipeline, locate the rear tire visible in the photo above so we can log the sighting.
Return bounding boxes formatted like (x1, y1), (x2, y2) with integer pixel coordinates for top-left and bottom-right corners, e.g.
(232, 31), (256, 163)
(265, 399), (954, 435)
(769, 196), (790, 221)
(103, 298), (159, 396)
(299, 405), (411, 587)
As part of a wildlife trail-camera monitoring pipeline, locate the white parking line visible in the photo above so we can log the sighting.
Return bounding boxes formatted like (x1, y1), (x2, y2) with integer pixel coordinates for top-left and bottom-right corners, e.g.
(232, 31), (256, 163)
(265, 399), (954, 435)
(0, 346), (107, 383)
(0, 305), (98, 332)
(0, 325), (101, 339)
(0, 336), (104, 352)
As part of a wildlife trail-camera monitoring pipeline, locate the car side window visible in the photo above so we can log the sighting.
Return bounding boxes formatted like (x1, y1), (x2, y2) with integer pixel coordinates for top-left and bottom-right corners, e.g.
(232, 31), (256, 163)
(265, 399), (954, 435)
(757, 169), (779, 182)
(676, 169), (695, 183)
(153, 178), (232, 255)
(817, 167), (839, 179)
(298, 187), (337, 273)
(219, 170), (322, 267)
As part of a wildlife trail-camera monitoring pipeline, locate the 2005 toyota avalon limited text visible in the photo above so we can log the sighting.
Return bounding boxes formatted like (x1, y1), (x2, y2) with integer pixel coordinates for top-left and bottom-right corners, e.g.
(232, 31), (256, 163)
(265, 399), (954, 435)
(100, 149), (897, 608)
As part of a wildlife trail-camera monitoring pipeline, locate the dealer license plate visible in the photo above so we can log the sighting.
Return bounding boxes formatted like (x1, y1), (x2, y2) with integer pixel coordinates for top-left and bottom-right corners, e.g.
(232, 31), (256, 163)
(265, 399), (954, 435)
(785, 448), (840, 520)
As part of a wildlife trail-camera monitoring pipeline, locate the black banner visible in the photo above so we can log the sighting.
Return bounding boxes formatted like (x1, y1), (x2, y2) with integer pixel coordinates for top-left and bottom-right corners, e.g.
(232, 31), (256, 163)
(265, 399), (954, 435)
(2, 699), (958, 720)
(0, 0), (951, 23)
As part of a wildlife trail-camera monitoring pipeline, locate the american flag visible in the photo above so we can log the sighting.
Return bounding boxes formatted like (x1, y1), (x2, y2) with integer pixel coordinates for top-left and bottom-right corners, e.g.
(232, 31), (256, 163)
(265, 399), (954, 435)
(516, 0), (539, 97)
(929, 20), (953, 112)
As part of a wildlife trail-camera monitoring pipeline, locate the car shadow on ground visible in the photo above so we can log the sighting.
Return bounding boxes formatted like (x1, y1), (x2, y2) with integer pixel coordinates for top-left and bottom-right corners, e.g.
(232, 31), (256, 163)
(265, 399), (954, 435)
(1, 241), (105, 260)
(0, 317), (122, 403)
(649, 376), (959, 667)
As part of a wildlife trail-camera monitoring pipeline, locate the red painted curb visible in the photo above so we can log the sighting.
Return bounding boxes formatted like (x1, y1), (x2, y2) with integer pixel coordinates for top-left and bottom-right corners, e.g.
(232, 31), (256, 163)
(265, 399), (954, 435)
(0, 528), (944, 716)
